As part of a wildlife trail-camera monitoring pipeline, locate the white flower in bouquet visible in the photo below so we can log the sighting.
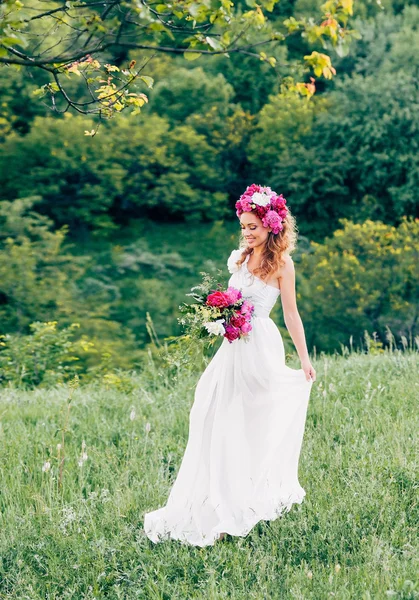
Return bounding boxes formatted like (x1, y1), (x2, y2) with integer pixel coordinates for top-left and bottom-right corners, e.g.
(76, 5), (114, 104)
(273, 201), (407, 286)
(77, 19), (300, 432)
(203, 319), (225, 336)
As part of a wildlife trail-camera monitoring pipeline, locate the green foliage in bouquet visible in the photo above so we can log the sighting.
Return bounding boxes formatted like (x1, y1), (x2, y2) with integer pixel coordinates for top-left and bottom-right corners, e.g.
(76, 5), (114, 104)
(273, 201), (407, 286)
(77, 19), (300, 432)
(177, 270), (227, 345)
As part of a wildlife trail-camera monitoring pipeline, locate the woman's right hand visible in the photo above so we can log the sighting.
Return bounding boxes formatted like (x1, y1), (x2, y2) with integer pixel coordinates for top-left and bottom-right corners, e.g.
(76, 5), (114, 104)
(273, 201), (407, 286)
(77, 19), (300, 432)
(301, 360), (316, 382)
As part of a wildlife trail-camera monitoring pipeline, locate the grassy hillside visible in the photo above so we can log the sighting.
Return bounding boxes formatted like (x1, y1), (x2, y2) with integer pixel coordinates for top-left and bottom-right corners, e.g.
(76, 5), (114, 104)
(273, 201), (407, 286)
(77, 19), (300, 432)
(0, 349), (417, 598)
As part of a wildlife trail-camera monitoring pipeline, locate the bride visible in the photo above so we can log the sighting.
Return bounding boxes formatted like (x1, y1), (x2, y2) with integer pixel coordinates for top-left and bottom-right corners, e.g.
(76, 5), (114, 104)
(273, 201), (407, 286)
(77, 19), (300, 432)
(144, 184), (316, 547)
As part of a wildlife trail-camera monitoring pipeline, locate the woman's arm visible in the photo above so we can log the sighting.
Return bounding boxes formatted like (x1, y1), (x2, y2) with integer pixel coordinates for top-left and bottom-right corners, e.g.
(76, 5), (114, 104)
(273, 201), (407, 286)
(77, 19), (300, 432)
(279, 255), (316, 381)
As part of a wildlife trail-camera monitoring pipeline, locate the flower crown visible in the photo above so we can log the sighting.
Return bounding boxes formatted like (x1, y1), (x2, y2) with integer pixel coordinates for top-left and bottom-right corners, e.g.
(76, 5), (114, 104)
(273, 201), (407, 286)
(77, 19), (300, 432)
(235, 184), (288, 234)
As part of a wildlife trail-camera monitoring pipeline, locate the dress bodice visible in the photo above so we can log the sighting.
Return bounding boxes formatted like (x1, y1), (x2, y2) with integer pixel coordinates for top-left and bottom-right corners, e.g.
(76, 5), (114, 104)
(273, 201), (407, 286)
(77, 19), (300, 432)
(227, 248), (280, 319)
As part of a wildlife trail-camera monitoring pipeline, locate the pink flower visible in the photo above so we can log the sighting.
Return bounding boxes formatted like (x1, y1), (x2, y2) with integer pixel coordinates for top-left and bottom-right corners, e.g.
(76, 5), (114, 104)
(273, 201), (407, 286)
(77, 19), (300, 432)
(230, 313), (247, 328)
(254, 205), (269, 220)
(224, 325), (241, 343)
(241, 321), (252, 334)
(245, 183), (260, 196)
(240, 300), (254, 315)
(271, 194), (286, 211)
(206, 290), (230, 308)
(224, 286), (242, 304)
(235, 185), (288, 234)
(262, 210), (283, 234)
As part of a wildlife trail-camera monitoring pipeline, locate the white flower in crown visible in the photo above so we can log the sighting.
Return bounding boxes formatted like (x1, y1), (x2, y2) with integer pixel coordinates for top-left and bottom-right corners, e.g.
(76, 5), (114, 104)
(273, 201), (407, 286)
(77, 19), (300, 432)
(204, 319), (225, 336)
(227, 248), (244, 273)
(251, 192), (272, 207)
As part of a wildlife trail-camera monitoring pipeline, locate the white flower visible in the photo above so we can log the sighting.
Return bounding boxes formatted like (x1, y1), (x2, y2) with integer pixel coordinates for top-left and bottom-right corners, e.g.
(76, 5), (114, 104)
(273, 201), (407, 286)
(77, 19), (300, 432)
(227, 248), (244, 273)
(42, 461), (51, 472)
(204, 319), (225, 336)
(130, 409), (136, 421)
(251, 192), (271, 207)
(145, 422), (151, 433)
(78, 441), (88, 466)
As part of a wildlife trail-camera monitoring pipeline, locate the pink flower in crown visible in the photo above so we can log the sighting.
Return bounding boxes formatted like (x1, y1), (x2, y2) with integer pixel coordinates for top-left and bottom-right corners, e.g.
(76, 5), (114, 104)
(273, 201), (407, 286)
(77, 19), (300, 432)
(235, 184), (288, 233)
(236, 198), (253, 214)
(224, 286), (242, 304)
(261, 186), (273, 195)
(271, 194), (287, 211)
(262, 210), (284, 234)
(245, 183), (260, 196)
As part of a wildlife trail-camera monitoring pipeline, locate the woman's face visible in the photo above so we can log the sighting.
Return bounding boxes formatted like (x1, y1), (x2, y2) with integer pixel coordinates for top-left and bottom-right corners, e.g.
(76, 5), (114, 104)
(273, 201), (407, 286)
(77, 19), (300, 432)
(239, 212), (271, 249)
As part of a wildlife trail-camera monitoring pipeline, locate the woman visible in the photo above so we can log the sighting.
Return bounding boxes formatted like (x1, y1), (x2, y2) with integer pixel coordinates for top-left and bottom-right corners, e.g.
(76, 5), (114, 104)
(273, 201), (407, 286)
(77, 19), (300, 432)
(144, 184), (316, 547)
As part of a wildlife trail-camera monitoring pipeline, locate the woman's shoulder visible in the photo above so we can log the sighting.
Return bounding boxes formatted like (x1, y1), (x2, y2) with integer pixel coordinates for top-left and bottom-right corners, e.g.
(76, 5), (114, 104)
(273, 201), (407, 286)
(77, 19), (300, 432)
(227, 247), (245, 273)
(274, 253), (294, 279)
(282, 253), (294, 268)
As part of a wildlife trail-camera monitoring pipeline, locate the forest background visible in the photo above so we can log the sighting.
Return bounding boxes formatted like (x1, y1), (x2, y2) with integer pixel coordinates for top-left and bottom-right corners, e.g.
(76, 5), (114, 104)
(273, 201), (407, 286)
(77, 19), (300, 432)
(0, 0), (418, 385)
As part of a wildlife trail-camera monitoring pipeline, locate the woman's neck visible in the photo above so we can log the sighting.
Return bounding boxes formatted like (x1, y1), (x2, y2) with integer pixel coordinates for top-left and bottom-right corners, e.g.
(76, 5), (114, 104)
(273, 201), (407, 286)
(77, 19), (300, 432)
(250, 246), (264, 258)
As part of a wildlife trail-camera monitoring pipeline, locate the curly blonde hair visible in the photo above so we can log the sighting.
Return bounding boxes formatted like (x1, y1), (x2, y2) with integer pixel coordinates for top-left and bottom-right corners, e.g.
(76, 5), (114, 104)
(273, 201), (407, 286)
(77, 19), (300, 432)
(234, 209), (298, 282)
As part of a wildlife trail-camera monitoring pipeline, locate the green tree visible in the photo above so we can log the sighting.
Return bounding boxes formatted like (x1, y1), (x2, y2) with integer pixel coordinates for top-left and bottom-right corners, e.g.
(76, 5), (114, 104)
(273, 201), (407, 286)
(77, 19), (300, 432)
(0, 0), (356, 121)
(298, 217), (419, 352)
(0, 112), (231, 228)
(248, 67), (419, 239)
(148, 67), (235, 123)
(0, 115), (125, 230)
(0, 196), (149, 372)
(105, 113), (231, 222)
(0, 197), (82, 332)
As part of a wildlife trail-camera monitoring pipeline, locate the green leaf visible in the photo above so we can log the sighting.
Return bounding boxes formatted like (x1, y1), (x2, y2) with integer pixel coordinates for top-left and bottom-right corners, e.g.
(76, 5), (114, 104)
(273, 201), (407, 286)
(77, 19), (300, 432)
(183, 52), (202, 61)
(32, 88), (46, 98)
(1, 36), (28, 48)
(335, 41), (350, 58)
(140, 76), (154, 88)
(205, 36), (223, 51)
(147, 22), (168, 31)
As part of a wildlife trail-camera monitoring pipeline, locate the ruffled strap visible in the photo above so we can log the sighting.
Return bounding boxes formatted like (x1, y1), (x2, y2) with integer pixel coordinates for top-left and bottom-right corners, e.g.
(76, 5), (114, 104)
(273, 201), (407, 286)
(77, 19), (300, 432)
(227, 248), (244, 274)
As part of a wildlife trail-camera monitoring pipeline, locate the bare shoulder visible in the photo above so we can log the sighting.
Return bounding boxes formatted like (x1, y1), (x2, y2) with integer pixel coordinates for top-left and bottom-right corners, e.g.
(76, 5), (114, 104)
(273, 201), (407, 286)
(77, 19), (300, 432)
(276, 254), (294, 279)
(271, 254), (294, 291)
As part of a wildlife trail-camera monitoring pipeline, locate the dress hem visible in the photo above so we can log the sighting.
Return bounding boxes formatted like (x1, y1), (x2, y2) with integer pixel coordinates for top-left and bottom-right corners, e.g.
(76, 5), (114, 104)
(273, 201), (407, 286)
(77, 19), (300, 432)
(144, 489), (306, 548)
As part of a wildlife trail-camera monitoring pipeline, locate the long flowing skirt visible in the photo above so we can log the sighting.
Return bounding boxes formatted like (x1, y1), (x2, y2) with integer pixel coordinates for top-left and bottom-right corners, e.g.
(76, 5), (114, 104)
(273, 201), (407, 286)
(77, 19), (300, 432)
(143, 317), (313, 547)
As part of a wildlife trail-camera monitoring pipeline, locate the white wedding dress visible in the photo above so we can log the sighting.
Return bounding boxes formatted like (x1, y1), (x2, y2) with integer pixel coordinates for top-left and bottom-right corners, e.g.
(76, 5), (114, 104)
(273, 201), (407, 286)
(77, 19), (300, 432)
(143, 248), (313, 547)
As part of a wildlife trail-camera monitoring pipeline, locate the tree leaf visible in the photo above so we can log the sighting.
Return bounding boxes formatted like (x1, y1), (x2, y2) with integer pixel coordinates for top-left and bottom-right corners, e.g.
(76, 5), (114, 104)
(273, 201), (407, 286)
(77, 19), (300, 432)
(183, 52), (202, 61)
(140, 76), (154, 88)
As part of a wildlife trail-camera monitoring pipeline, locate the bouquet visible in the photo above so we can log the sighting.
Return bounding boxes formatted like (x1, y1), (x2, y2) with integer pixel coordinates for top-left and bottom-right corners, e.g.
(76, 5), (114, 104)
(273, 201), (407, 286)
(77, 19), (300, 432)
(178, 272), (255, 344)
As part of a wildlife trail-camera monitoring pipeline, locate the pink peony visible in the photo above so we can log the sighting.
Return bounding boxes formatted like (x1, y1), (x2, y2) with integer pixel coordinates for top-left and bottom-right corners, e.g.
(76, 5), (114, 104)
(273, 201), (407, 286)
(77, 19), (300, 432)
(241, 321), (252, 334)
(224, 286), (242, 304)
(235, 198), (252, 214)
(230, 313), (247, 328)
(206, 290), (230, 308)
(240, 300), (254, 315)
(224, 324), (241, 343)
(262, 210), (283, 234)
(235, 184), (288, 234)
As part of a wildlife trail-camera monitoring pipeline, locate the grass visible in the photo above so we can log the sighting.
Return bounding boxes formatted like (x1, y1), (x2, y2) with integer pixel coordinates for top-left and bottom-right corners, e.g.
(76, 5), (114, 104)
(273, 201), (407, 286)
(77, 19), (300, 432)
(0, 348), (418, 599)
